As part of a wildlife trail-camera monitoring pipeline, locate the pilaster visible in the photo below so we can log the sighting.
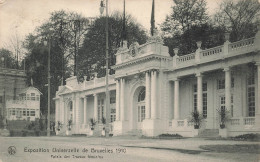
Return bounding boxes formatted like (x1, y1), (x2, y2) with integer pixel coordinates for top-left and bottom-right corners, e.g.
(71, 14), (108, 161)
(93, 94), (98, 121)
(83, 96), (87, 125)
(145, 71), (151, 119)
(120, 78), (125, 121)
(151, 70), (157, 119)
(116, 79), (120, 121)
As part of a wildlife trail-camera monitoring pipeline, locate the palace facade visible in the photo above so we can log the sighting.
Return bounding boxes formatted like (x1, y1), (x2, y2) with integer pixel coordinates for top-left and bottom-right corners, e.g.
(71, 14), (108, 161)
(54, 28), (260, 137)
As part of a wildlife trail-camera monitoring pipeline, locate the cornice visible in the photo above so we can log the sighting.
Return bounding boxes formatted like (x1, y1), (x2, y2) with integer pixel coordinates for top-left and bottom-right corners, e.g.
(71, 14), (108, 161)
(112, 54), (171, 70)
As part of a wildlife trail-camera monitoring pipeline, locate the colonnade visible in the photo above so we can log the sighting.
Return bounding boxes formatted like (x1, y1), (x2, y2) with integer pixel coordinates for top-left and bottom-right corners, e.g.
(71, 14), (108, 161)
(172, 67), (233, 120)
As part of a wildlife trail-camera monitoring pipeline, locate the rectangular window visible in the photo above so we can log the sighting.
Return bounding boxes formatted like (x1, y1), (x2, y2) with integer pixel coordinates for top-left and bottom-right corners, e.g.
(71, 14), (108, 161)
(141, 106), (145, 122)
(110, 97), (115, 104)
(193, 84), (197, 93)
(27, 94), (30, 100)
(247, 74), (255, 117)
(98, 99), (104, 122)
(203, 83), (207, 91)
(231, 78), (235, 88)
(36, 95), (40, 101)
(203, 93), (207, 118)
(138, 106), (145, 122)
(110, 108), (116, 122)
(12, 109), (15, 116)
(30, 110), (35, 116)
(193, 84), (197, 112)
(231, 95), (234, 117)
(23, 109), (26, 116)
(217, 79), (225, 89)
(194, 82), (207, 116)
(31, 93), (35, 101)
(27, 110), (30, 116)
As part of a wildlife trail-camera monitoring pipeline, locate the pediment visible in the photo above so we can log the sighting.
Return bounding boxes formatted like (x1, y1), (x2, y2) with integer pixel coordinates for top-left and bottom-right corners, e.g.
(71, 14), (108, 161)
(56, 85), (74, 95)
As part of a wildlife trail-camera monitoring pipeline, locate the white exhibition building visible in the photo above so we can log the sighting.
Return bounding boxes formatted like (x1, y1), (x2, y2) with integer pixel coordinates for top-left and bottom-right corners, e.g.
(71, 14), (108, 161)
(54, 27), (260, 137)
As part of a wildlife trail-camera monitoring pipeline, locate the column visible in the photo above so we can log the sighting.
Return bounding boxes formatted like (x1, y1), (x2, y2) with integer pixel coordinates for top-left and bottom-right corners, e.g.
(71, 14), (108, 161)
(83, 97), (87, 125)
(73, 97), (76, 124)
(151, 70), (157, 119)
(120, 78), (125, 121)
(75, 97), (80, 128)
(256, 63), (260, 114)
(145, 71), (151, 119)
(174, 78), (179, 119)
(93, 94), (98, 121)
(224, 67), (231, 111)
(116, 79), (120, 121)
(60, 99), (64, 123)
(196, 73), (203, 113)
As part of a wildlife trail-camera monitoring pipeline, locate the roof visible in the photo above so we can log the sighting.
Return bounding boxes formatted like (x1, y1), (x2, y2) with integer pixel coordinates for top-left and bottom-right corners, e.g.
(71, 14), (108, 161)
(18, 86), (43, 95)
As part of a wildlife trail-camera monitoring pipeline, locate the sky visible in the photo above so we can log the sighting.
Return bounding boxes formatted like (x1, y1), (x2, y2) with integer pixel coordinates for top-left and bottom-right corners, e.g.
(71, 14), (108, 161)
(0, 0), (222, 50)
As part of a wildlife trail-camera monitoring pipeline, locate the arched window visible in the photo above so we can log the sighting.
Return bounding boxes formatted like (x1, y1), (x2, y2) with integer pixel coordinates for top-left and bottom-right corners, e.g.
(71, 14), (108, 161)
(138, 88), (145, 102)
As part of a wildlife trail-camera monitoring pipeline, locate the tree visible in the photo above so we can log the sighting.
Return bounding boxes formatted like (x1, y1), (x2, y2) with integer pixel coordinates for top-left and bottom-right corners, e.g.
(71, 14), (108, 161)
(214, 0), (260, 41)
(77, 11), (147, 80)
(161, 0), (213, 55)
(161, 0), (208, 37)
(22, 10), (91, 115)
(0, 48), (17, 69)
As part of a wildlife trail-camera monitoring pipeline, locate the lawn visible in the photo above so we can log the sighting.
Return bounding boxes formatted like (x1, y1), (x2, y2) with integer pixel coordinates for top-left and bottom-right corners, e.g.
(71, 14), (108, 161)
(199, 144), (260, 154)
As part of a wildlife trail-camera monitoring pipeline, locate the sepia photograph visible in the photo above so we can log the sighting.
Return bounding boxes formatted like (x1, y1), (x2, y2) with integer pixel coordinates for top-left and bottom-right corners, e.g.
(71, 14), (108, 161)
(0, 0), (260, 161)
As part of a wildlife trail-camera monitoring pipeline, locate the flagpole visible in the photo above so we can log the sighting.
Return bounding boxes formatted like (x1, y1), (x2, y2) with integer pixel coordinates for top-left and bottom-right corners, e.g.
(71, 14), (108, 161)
(150, 0), (155, 36)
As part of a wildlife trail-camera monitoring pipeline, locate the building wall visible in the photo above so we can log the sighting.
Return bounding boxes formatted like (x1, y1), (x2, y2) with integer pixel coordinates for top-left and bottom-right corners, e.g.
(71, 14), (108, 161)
(0, 68), (26, 117)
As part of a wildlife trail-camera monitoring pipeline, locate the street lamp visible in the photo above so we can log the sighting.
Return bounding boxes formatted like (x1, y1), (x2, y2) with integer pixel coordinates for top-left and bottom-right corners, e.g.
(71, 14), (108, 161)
(44, 38), (51, 137)
(100, 0), (110, 137)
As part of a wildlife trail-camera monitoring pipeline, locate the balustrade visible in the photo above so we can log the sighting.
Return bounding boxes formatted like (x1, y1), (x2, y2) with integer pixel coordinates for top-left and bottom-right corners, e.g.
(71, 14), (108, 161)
(177, 120), (184, 127)
(177, 53), (195, 63)
(229, 37), (254, 51)
(173, 36), (256, 68)
(201, 45), (223, 57)
(244, 117), (255, 125)
(230, 118), (240, 125)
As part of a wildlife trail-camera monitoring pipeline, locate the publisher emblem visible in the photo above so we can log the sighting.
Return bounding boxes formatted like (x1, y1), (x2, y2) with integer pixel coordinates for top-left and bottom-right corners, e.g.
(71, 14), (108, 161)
(8, 146), (16, 155)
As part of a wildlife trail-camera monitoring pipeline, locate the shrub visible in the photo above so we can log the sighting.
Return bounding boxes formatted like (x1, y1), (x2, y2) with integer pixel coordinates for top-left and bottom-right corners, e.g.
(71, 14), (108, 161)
(232, 133), (260, 141)
(189, 110), (204, 129)
(9, 130), (14, 137)
(158, 133), (183, 138)
(22, 130), (28, 137)
(34, 130), (40, 136)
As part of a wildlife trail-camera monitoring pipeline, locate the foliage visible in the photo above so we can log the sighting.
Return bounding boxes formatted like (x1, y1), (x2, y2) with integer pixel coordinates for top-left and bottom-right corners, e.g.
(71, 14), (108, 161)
(101, 117), (106, 125)
(67, 119), (72, 131)
(216, 107), (230, 128)
(161, 0), (208, 38)
(77, 11), (147, 81)
(0, 48), (17, 69)
(189, 110), (204, 129)
(232, 133), (260, 141)
(158, 133), (183, 138)
(9, 129), (54, 137)
(160, 0), (225, 55)
(213, 0), (260, 41)
(89, 118), (96, 130)
(56, 121), (63, 131)
(23, 10), (90, 115)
